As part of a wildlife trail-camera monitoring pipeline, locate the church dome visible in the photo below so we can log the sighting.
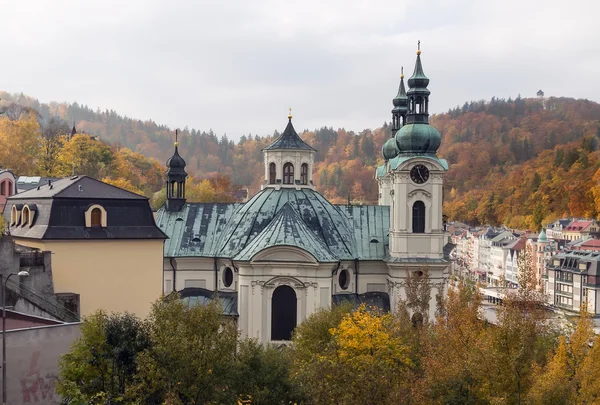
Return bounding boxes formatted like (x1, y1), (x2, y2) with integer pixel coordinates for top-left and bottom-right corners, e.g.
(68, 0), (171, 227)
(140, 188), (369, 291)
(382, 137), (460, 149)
(382, 137), (399, 160)
(216, 187), (356, 260)
(538, 228), (548, 243)
(395, 123), (441, 154)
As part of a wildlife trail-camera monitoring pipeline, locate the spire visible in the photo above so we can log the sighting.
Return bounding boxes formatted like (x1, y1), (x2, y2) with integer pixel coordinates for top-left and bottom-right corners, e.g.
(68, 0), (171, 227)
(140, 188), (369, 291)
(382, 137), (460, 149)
(165, 129), (187, 211)
(406, 41), (431, 125)
(288, 107), (293, 120)
(70, 123), (77, 139)
(391, 66), (408, 133)
(394, 42), (441, 155)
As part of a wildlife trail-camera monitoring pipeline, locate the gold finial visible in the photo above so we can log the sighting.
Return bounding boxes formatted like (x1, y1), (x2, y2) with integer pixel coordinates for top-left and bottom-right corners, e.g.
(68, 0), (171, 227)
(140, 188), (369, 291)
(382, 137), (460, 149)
(288, 107), (293, 120)
(401, 66), (404, 79)
(417, 40), (421, 55)
(174, 129), (179, 147)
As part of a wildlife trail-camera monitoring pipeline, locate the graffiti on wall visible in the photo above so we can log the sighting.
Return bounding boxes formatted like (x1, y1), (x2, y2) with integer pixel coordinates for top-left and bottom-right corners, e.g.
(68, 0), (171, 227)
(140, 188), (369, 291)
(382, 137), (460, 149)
(20, 351), (58, 403)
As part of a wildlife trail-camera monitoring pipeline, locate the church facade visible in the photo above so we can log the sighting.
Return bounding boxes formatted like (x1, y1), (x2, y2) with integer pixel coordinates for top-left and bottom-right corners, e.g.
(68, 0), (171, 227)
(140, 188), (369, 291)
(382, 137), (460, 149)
(157, 48), (451, 344)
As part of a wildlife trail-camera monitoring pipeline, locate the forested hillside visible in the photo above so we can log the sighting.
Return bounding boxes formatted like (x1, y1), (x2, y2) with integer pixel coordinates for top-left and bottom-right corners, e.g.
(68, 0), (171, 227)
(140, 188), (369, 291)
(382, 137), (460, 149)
(2, 91), (600, 229)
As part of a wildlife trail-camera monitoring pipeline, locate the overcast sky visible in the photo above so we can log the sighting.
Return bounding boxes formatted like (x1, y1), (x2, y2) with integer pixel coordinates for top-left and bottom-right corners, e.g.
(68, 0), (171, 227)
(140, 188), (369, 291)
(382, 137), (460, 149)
(1, 0), (598, 140)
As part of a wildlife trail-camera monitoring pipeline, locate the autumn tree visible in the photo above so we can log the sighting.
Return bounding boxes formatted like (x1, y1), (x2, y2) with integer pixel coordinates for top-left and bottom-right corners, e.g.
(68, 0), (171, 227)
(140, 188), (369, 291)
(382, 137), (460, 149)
(0, 113), (41, 174)
(39, 117), (69, 176)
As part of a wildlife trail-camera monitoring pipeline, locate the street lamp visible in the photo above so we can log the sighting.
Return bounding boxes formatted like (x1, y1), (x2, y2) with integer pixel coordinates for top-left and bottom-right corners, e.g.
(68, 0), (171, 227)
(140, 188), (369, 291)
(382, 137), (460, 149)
(2, 270), (29, 405)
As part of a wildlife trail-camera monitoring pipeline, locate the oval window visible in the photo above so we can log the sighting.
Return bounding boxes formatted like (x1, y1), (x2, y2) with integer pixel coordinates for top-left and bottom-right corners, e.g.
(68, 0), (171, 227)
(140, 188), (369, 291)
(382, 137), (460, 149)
(223, 267), (234, 288)
(339, 269), (349, 290)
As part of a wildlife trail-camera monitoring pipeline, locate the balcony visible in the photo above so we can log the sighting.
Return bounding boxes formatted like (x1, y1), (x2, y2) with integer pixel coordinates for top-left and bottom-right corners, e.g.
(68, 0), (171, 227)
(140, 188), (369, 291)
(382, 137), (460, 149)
(555, 290), (573, 297)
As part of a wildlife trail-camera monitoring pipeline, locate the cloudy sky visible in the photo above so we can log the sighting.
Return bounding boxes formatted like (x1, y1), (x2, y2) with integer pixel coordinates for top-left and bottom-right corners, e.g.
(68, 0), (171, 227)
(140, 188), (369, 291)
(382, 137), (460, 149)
(1, 0), (598, 140)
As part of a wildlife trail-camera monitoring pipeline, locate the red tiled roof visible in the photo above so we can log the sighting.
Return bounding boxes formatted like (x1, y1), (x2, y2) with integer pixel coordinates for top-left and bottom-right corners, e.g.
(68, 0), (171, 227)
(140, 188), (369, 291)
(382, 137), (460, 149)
(564, 220), (593, 231)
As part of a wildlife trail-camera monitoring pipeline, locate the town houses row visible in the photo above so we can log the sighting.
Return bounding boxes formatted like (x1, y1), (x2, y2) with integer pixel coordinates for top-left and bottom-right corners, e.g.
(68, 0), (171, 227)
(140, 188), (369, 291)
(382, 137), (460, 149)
(450, 218), (600, 314)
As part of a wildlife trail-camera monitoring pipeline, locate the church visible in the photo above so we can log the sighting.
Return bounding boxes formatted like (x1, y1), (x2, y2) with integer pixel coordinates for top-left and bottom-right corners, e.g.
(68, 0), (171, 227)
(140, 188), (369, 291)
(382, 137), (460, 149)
(156, 47), (451, 344)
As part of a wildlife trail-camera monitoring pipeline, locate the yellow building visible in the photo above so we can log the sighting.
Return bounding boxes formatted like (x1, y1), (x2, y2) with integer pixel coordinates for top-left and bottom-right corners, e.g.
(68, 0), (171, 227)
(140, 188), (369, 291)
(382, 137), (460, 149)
(4, 176), (167, 318)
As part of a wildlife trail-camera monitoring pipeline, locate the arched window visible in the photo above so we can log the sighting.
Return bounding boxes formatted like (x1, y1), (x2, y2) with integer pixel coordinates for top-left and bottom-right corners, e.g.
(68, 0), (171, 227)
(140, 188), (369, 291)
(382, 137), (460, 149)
(91, 208), (102, 227)
(21, 206), (30, 227)
(271, 285), (297, 340)
(300, 163), (308, 185)
(412, 201), (425, 233)
(0, 181), (5, 196)
(283, 163), (294, 185)
(269, 162), (276, 184)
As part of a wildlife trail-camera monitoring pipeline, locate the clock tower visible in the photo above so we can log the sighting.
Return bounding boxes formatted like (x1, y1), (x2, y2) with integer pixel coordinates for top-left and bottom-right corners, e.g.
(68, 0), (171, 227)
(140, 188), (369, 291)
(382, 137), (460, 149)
(386, 44), (449, 320)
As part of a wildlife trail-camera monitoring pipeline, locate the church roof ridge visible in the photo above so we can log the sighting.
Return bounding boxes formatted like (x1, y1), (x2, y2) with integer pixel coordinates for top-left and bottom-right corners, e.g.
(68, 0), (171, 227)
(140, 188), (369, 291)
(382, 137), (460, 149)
(234, 202), (338, 262)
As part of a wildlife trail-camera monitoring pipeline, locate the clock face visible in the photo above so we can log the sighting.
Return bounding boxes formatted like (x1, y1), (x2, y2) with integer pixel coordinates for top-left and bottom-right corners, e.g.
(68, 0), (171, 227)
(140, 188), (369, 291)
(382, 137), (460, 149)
(410, 164), (430, 184)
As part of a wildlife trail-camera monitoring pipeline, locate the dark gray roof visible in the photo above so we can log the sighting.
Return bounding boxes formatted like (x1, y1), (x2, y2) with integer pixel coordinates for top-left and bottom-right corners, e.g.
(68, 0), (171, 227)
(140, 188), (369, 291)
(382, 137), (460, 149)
(263, 120), (316, 151)
(5, 178), (166, 240)
(235, 203), (338, 262)
(11, 176), (147, 200)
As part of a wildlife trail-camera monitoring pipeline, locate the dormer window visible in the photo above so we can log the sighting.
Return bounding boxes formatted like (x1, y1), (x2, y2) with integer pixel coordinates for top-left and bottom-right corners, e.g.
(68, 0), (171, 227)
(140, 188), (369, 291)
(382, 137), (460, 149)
(301, 163), (308, 185)
(91, 208), (102, 227)
(85, 204), (107, 228)
(21, 205), (30, 227)
(269, 162), (276, 184)
(10, 204), (22, 226)
(283, 163), (294, 185)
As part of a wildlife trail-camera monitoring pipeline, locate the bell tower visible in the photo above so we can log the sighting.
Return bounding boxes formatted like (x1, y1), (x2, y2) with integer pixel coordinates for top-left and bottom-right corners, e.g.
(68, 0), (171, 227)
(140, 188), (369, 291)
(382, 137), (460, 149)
(262, 110), (316, 190)
(165, 130), (188, 212)
(386, 43), (449, 320)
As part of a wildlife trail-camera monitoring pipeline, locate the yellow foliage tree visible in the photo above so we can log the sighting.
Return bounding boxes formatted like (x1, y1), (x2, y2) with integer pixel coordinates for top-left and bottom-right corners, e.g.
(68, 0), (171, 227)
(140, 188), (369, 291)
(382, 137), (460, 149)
(0, 113), (41, 174)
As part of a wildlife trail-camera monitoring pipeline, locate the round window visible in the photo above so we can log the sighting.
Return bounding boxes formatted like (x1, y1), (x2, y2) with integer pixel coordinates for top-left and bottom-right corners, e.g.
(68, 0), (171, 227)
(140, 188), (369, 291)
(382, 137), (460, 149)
(223, 267), (234, 288)
(339, 269), (350, 290)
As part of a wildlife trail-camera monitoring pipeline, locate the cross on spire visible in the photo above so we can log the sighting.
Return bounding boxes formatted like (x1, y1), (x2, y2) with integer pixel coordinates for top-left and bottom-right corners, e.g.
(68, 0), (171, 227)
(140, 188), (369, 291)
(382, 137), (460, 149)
(175, 129), (179, 147)
(418, 40), (420, 51)
(288, 107), (293, 120)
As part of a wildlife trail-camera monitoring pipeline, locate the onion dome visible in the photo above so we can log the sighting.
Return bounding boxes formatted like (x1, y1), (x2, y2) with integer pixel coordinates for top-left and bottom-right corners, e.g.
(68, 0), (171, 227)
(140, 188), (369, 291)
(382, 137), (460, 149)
(166, 131), (187, 180)
(538, 228), (548, 243)
(395, 124), (441, 154)
(382, 137), (399, 160)
(395, 42), (441, 155)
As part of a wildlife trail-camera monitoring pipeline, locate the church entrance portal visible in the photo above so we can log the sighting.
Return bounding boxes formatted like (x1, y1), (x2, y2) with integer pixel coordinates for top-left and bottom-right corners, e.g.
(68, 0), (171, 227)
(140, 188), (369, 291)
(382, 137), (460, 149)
(271, 285), (297, 340)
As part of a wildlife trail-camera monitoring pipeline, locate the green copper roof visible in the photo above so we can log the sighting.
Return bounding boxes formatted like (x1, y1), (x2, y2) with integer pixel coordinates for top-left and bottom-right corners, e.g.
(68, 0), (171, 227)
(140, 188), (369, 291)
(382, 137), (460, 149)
(538, 229), (548, 242)
(389, 154), (449, 171)
(157, 203), (242, 257)
(407, 54), (430, 93)
(157, 191), (392, 261)
(234, 202), (338, 262)
(376, 164), (387, 178)
(216, 187), (356, 260)
(340, 205), (389, 260)
(382, 138), (399, 160)
(395, 123), (441, 154)
(392, 75), (408, 109)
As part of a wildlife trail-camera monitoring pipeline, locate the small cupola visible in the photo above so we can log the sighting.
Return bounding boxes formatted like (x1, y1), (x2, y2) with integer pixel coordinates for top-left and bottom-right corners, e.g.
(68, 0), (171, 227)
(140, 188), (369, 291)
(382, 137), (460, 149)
(165, 129), (188, 211)
(262, 110), (316, 190)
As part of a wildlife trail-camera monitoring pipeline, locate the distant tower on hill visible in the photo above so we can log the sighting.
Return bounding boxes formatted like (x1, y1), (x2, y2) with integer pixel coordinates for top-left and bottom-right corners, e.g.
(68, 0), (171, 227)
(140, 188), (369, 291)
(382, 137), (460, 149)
(537, 89), (545, 110)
